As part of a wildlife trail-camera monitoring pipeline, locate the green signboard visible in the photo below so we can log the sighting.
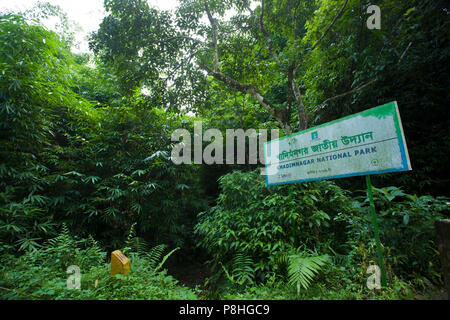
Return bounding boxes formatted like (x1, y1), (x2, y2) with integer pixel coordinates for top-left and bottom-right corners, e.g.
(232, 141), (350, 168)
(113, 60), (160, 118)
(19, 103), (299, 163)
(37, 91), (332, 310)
(264, 101), (411, 186)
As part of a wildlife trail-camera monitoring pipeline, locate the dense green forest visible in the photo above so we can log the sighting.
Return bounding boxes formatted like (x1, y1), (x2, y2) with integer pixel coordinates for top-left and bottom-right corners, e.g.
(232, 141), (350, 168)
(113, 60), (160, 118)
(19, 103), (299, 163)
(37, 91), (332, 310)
(0, 0), (449, 300)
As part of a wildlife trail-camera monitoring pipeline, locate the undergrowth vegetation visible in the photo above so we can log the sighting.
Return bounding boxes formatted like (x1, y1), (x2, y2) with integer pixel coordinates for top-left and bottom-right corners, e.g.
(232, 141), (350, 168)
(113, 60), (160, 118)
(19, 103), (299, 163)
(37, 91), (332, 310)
(195, 170), (449, 299)
(0, 224), (198, 300)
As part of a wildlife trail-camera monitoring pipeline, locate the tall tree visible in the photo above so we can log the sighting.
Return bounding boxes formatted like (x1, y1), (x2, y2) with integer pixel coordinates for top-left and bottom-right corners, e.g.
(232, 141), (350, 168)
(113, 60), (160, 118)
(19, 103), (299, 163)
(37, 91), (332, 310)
(91, 0), (448, 140)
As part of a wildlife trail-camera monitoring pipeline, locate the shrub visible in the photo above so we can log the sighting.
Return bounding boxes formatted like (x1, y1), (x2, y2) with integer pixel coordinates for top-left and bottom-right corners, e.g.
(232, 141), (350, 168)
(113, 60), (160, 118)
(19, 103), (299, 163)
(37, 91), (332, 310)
(194, 170), (356, 284)
(195, 170), (449, 296)
(336, 186), (450, 286)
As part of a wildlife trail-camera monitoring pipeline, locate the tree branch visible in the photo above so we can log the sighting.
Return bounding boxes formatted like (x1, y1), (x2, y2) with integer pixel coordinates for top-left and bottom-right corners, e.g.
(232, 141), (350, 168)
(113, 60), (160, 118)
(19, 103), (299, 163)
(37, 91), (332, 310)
(258, 0), (279, 63)
(291, 1), (301, 45)
(287, 5), (308, 131)
(398, 42), (413, 65)
(157, 35), (205, 46)
(199, 62), (291, 133)
(289, 65), (308, 130)
(311, 34), (414, 116)
(312, 77), (379, 114)
(287, 64), (294, 113)
(204, 1), (219, 72)
(311, 0), (348, 51)
(162, 49), (201, 82)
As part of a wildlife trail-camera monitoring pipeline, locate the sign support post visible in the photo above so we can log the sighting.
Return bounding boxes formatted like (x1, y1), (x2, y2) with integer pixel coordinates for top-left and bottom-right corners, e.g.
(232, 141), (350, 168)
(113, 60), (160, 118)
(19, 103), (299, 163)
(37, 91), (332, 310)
(365, 174), (387, 288)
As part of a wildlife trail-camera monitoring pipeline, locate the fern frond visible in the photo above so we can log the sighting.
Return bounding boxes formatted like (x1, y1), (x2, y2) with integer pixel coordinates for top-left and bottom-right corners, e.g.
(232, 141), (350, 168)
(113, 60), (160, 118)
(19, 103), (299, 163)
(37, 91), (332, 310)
(275, 251), (289, 266)
(121, 222), (178, 272)
(123, 223), (146, 255)
(46, 223), (73, 248)
(146, 244), (168, 269)
(154, 247), (179, 273)
(86, 235), (104, 261)
(231, 252), (254, 285)
(221, 252), (254, 285)
(126, 236), (149, 255)
(332, 254), (350, 266)
(287, 252), (330, 295)
(124, 222), (137, 248)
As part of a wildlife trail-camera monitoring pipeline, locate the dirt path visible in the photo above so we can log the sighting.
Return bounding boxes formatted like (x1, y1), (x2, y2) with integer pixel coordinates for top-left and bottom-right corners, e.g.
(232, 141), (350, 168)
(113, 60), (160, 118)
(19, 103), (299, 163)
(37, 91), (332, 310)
(168, 260), (211, 290)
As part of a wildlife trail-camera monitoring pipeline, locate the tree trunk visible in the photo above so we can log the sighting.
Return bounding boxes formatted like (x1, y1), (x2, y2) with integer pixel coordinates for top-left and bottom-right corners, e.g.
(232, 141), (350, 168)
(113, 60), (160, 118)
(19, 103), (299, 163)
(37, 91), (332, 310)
(435, 219), (450, 299)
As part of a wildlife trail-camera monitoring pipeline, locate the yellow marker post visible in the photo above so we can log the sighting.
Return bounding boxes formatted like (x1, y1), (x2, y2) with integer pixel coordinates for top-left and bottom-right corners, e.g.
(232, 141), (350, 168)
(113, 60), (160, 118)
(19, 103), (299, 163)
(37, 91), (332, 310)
(110, 250), (131, 276)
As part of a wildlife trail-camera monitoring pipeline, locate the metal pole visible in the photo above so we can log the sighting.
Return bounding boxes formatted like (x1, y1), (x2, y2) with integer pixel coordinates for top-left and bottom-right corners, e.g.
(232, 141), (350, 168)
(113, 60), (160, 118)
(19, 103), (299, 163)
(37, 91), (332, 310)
(365, 175), (387, 288)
